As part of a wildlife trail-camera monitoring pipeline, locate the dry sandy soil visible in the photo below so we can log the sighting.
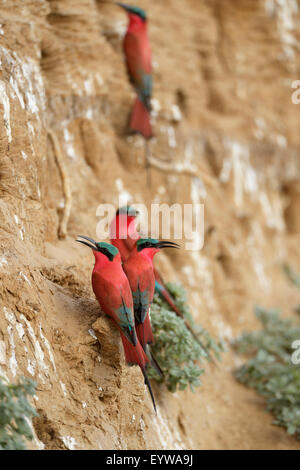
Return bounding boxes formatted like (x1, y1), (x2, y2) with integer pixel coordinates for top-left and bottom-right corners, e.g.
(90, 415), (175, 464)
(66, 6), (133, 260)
(0, 0), (300, 449)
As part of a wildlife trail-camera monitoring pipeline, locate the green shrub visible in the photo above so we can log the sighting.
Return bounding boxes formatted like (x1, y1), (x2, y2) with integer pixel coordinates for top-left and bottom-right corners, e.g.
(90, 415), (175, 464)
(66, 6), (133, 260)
(233, 306), (300, 439)
(283, 264), (300, 314)
(148, 283), (223, 392)
(282, 263), (300, 289)
(0, 376), (38, 450)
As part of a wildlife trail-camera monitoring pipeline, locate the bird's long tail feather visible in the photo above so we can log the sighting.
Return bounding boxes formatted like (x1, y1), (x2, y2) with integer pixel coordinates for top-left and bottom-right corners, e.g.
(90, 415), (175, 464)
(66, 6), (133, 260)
(135, 314), (163, 378)
(145, 140), (151, 188)
(142, 368), (157, 414)
(120, 333), (149, 370)
(120, 334), (157, 413)
(129, 97), (153, 139)
(136, 314), (154, 350)
(154, 272), (218, 366)
(146, 347), (164, 378)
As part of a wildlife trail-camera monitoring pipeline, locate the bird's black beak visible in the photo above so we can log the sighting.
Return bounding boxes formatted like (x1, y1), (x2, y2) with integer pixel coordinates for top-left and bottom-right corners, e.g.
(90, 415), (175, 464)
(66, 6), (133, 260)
(131, 210), (139, 218)
(127, 208), (139, 218)
(156, 241), (180, 250)
(116, 2), (130, 12)
(76, 235), (97, 250)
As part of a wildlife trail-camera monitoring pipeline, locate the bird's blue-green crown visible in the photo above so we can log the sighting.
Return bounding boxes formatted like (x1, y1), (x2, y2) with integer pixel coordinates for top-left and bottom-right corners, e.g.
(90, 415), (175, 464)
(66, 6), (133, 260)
(118, 3), (147, 21)
(116, 205), (138, 217)
(137, 238), (158, 251)
(76, 236), (120, 261)
(137, 238), (180, 252)
(95, 242), (119, 261)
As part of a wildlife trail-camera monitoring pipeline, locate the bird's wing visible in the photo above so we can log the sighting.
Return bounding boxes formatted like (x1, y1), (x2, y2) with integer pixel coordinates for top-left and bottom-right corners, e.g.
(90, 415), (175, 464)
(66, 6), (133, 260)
(123, 32), (152, 106)
(92, 271), (135, 334)
(138, 264), (155, 303)
(132, 282), (151, 324)
(132, 264), (155, 324)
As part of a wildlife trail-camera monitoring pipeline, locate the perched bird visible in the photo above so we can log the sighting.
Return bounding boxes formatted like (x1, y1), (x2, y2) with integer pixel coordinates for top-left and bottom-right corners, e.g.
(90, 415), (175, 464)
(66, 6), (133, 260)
(117, 3), (152, 139)
(76, 236), (157, 412)
(117, 3), (153, 184)
(123, 238), (180, 374)
(110, 206), (184, 308)
(110, 206), (217, 365)
(109, 205), (139, 262)
(109, 206), (185, 313)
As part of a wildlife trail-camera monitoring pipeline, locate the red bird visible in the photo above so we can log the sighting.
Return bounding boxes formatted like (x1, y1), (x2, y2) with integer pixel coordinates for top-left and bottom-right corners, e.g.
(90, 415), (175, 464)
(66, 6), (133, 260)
(118, 3), (153, 139)
(76, 236), (156, 412)
(110, 206), (185, 312)
(109, 205), (138, 262)
(122, 238), (179, 374)
(110, 207), (217, 365)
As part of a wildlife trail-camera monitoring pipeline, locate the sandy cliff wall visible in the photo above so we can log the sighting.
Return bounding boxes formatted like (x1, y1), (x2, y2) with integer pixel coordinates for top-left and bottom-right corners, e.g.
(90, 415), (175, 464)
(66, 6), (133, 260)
(0, 0), (300, 449)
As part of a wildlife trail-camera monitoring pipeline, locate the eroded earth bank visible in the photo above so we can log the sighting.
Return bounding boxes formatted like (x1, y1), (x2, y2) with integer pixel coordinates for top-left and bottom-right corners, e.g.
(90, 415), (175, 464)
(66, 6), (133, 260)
(0, 0), (300, 449)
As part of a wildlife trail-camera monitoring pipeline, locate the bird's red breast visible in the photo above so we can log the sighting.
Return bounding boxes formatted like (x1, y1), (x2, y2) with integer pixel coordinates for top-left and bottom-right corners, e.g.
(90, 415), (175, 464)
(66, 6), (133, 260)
(123, 14), (152, 82)
(110, 213), (139, 262)
(123, 252), (155, 301)
(92, 257), (133, 320)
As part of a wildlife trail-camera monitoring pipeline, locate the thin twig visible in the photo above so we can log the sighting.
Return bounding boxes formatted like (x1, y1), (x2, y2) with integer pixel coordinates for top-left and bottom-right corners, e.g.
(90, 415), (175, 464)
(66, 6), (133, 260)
(148, 155), (218, 188)
(47, 129), (72, 239)
(145, 139), (152, 189)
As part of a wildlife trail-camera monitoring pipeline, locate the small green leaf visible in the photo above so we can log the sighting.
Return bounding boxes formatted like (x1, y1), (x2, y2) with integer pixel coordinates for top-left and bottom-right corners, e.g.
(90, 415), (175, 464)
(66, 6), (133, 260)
(0, 376), (37, 450)
(148, 283), (222, 392)
(234, 306), (300, 440)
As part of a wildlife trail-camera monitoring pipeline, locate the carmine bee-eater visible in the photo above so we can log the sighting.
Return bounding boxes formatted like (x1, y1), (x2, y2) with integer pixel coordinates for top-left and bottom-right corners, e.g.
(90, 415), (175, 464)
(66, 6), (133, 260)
(110, 207), (186, 309)
(117, 3), (153, 185)
(76, 236), (157, 412)
(123, 238), (180, 374)
(109, 207), (187, 311)
(109, 205), (139, 262)
(117, 3), (153, 139)
(110, 207), (217, 365)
